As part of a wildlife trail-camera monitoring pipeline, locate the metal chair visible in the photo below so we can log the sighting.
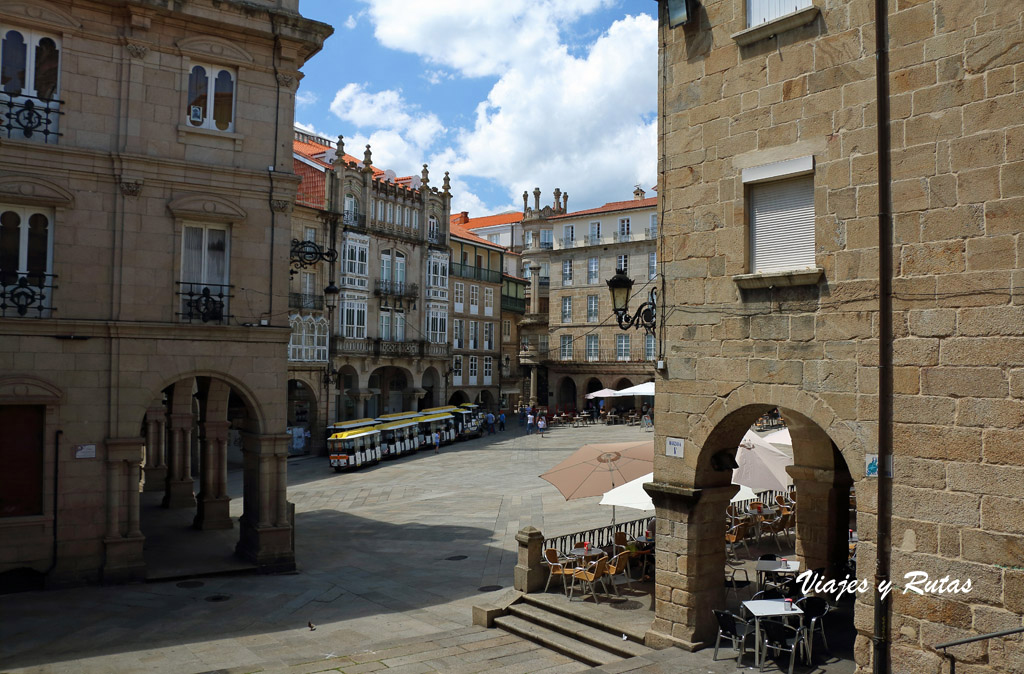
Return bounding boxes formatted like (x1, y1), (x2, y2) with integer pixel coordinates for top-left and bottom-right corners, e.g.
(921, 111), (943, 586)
(758, 619), (807, 674)
(541, 548), (573, 594)
(726, 521), (751, 558)
(569, 555), (610, 603)
(712, 609), (754, 663)
(725, 558), (752, 601)
(605, 551), (633, 594)
(795, 595), (831, 662)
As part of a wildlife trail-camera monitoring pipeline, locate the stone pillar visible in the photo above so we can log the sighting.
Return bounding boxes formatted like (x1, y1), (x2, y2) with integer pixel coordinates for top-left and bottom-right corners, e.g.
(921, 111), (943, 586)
(790, 466), (852, 577)
(644, 482), (734, 651)
(236, 432), (295, 572)
(142, 406), (167, 492)
(529, 365), (539, 407)
(194, 420), (232, 530)
(528, 264), (540, 313)
(513, 526), (546, 593)
(163, 413), (196, 508)
(102, 438), (146, 583)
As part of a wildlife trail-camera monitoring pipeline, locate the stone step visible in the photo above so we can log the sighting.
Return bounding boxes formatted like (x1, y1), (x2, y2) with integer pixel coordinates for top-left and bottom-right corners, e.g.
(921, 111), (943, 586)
(507, 602), (654, 660)
(493, 614), (620, 667)
(519, 592), (650, 643)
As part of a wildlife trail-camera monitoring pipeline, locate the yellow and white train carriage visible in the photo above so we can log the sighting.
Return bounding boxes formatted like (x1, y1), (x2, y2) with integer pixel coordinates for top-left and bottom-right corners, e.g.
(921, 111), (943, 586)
(415, 411), (456, 448)
(376, 419), (420, 458)
(416, 406), (458, 444)
(328, 427), (382, 472)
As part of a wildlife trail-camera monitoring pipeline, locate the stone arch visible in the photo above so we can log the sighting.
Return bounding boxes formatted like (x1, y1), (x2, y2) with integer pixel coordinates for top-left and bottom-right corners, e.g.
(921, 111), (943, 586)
(420, 367), (440, 410)
(448, 390), (470, 406)
(584, 377), (604, 396)
(555, 376), (577, 412)
(479, 389), (496, 409)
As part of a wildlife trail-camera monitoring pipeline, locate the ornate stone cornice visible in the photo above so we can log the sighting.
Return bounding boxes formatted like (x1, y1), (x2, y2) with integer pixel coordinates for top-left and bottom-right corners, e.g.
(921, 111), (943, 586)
(276, 73), (295, 88)
(125, 43), (148, 59)
(119, 180), (143, 197)
(270, 199), (292, 213)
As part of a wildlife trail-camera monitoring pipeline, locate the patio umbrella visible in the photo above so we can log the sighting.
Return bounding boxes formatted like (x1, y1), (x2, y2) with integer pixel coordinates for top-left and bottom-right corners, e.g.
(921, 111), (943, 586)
(585, 388), (619, 399)
(541, 439), (654, 526)
(599, 474), (760, 514)
(611, 381), (655, 396)
(762, 427), (792, 450)
(732, 430), (793, 493)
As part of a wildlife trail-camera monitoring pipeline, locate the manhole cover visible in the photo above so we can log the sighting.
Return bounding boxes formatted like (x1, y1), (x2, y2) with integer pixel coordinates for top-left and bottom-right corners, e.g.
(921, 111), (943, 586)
(478, 585), (502, 592)
(445, 555), (468, 561)
(176, 580), (204, 589)
(609, 599), (644, 611)
(205, 594), (231, 602)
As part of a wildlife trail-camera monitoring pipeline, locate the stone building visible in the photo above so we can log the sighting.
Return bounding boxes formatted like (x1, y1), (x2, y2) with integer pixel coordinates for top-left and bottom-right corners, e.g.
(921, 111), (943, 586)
(516, 188), (658, 410)
(651, 0), (1024, 671)
(448, 223), (505, 409)
(289, 131), (452, 450)
(0, 0), (329, 585)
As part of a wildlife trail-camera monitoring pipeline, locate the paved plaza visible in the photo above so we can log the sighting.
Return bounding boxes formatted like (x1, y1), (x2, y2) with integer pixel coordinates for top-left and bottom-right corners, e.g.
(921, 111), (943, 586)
(1, 420), (854, 674)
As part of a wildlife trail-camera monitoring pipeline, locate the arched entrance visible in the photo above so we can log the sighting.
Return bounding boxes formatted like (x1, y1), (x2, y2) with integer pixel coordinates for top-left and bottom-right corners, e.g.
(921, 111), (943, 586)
(479, 389), (495, 409)
(647, 388), (862, 656)
(448, 390), (470, 406)
(287, 379), (317, 455)
(556, 376), (577, 412)
(367, 366), (414, 416)
(421, 367), (439, 410)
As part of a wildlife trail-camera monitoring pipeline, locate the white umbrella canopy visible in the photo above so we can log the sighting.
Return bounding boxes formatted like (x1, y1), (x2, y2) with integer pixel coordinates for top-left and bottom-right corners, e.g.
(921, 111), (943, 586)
(732, 430), (793, 493)
(762, 428), (792, 449)
(600, 472), (654, 512)
(585, 388), (619, 399)
(612, 381), (655, 397)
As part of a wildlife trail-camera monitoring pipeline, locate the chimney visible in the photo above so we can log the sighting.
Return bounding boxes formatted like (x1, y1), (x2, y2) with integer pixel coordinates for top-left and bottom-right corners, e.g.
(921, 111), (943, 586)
(633, 185), (645, 200)
(453, 211), (469, 225)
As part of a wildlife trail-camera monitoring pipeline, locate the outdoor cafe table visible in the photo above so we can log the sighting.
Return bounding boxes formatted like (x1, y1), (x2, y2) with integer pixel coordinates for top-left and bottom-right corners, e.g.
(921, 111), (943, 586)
(568, 546), (606, 567)
(741, 598), (804, 667)
(746, 506), (778, 540)
(754, 558), (801, 590)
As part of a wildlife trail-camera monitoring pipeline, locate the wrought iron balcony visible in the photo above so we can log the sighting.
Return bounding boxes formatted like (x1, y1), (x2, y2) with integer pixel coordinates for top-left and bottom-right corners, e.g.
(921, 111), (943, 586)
(374, 279), (420, 299)
(288, 292), (324, 310)
(0, 272), (56, 317)
(451, 263), (502, 284)
(342, 209), (362, 227)
(501, 295), (526, 313)
(177, 282), (232, 324)
(1, 93), (63, 143)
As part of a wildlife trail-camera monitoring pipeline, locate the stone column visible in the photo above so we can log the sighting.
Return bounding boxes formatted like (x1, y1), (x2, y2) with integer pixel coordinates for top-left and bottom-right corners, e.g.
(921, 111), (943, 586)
(194, 420), (232, 530)
(529, 365), (539, 407)
(142, 406), (167, 492)
(513, 526), (546, 593)
(790, 466), (852, 577)
(528, 264), (540, 313)
(102, 438), (146, 583)
(236, 432), (295, 572)
(643, 482), (734, 651)
(163, 413), (196, 508)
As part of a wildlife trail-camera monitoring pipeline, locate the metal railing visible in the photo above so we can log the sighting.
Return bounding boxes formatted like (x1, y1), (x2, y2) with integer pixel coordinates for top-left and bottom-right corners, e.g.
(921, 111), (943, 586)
(342, 209), (362, 226)
(451, 263), (502, 283)
(1, 92), (63, 143)
(0, 272), (57, 317)
(501, 295), (526, 313)
(177, 282), (232, 324)
(936, 627), (1024, 674)
(288, 292), (323, 310)
(547, 344), (656, 364)
(374, 279), (420, 299)
(543, 516), (655, 555)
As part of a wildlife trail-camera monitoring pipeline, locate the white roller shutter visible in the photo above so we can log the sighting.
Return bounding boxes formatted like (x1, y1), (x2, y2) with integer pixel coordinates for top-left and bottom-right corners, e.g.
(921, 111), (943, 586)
(750, 175), (815, 273)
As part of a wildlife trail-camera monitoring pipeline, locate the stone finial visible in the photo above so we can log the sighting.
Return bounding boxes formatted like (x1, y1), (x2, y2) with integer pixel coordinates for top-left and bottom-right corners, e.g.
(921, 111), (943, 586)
(421, 164), (430, 188)
(562, 193), (568, 212)
(362, 144), (372, 172)
(332, 135), (346, 168)
(553, 188), (561, 212)
(442, 171), (451, 194)
(523, 191), (529, 213)
(533, 187), (541, 211)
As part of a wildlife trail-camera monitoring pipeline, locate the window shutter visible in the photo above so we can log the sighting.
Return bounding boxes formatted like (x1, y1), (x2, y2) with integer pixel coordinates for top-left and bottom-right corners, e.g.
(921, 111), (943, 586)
(750, 175), (815, 273)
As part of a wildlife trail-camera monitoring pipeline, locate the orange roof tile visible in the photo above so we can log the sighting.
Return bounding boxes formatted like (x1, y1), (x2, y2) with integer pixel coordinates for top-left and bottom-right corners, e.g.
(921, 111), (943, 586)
(294, 158), (326, 209)
(452, 211), (523, 230)
(450, 222), (506, 250)
(292, 139), (386, 177)
(551, 196), (657, 219)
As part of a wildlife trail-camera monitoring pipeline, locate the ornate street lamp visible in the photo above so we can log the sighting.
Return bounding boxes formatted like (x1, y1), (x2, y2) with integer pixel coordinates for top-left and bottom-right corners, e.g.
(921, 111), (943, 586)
(322, 280), (341, 388)
(606, 269), (656, 335)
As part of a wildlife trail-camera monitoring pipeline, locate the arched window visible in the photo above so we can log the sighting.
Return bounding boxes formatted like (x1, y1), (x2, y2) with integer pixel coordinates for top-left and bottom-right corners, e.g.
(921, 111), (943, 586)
(380, 248), (392, 281)
(288, 315), (304, 360)
(427, 216), (439, 242)
(187, 63), (235, 132)
(386, 202), (394, 223)
(344, 193), (357, 218)
(1, 29), (62, 142)
(394, 251), (406, 284)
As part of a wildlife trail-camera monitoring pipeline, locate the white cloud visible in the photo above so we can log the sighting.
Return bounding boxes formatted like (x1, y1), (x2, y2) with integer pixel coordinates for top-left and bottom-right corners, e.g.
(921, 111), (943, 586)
(295, 90), (318, 107)
(294, 120), (328, 138)
(329, 83), (445, 156)
(343, 10), (365, 30)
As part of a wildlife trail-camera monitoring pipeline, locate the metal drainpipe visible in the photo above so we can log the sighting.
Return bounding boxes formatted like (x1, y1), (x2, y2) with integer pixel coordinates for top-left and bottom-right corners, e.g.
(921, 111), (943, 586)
(873, 0), (893, 671)
(45, 429), (63, 583)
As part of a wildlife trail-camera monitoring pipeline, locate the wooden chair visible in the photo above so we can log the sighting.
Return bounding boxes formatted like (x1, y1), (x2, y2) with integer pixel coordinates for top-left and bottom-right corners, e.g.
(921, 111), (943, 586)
(542, 548), (573, 594)
(569, 555), (610, 603)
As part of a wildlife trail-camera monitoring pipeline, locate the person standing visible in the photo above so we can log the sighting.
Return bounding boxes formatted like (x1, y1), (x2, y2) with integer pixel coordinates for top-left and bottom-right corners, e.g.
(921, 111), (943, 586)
(537, 415), (547, 438)
(486, 411), (495, 435)
(433, 429), (441, 454)
(527, 410), (535, 435)
(498, 412), (506, 431)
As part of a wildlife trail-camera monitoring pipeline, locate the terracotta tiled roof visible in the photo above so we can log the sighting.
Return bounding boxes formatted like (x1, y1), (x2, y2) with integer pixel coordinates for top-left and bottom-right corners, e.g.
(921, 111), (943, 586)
(551, 196), (657, 219)
(450, 222), (506, 250)
(294, 158), (326, 209)
(292, 139), (385, 177)
(453, 211), (523, 230)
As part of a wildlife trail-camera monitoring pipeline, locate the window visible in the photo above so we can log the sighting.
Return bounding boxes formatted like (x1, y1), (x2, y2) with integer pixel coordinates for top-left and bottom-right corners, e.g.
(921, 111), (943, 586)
(180, 224), (229, 323)
(648, 252), (657, 280)
(563, 224), (574, 243)
(288, 315), (328, 362)
(412, 210), (419, 229)
(343, 236), (368, 277)
(562, 260), (573, 285)
(484, 356), (493, 378)
(186, 63), (235, 132)
(453, 319), (464, 348)
(468, 355), (478, 378)
(560, 335), (573, 361)
(341, 298), (367, 339)
(453, 354), (463, 377)
(538, 335), (549, 357)
(747, 0), (812, 27)
(618, 217), (631, 239)
(427, 255), (448, 288)
(587, 295), (599, 323)
(524, 231), (533, 248)
(616, 334), (630, 361)
(298, 271), (317, 309)
(469, 285), (479, 312)
(427, 304), (447, 343)
(483, 322), (494, 350)
(454, 281), (464, 306)
(649, 214), (658, 238)
(484, 287), (494, 314)
(645, 334), (656, 360)
(561, 296), (572, 323)
(0, 205), (53, 316)
(540, 229), (553, 249)
(587, 257), (599, 284)
(616, 254), (629, 274)
(0, 28), (61, 142)
(376, 200), (384, 221)
(386, 202), (394, 223)
(502, 319), (511, 340)
(586, 335), (599, 362)
(469, 320), (478, 349)
(588, 221), (601, 242)
(379, 311), (392, 340)
(743, 157), (815, 273)
(394, 311), (406, 341)
(428, 215), (439, 241)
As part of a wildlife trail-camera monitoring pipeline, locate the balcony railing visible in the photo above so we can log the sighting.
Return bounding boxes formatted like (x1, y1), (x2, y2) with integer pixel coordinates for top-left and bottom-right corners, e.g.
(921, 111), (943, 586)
(0, 272), (56, 317)
(288, 292), (323, 310)
(374, 279), (420, 299)
(451, 263), (502, 284)
(501, 295), (526, 313)
(342, 209), (362, 226)
(334, 337), (450, 359)
(1, 92), (63, 143)
(536, 344), (655, 364)
(177, 282), (232, 324)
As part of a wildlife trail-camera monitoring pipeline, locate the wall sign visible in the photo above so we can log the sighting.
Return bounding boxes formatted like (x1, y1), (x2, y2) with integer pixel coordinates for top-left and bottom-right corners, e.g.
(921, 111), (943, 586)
(73, 444), (96, 459)
(666, 436), (684, 458)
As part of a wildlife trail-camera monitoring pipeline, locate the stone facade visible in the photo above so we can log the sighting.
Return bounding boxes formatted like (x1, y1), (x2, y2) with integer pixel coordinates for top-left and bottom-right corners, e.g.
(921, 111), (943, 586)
(288, 132), (452, 451)
(653, 0), (1024, 671)
(0, 0), (329, 585)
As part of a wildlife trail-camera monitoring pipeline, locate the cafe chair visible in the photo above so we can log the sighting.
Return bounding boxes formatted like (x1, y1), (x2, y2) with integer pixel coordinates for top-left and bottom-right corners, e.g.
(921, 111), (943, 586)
(758, 619), (808, 674)
(541, 548), (573, 594)
(712, 609), (754, 663)
(725, 558), (752, 601)
(605, 551), (633, 594)
(726, 521), (751, 558)
(751, 588), (784, 601)
(795, 596), (831, 662)
(569, 555), (610, 604)
(761, 514), (791, 550)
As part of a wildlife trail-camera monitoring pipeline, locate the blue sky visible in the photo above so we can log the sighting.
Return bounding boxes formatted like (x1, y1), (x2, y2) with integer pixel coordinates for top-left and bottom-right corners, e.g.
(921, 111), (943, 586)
(295, 0), (658, 216)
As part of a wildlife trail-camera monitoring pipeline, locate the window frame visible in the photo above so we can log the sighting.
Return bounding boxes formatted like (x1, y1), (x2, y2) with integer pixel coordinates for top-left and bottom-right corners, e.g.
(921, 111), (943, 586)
(561, 296), (572, 323)
(742, 156), (817, 276)
(616, 334), (630, 362)
(560, 334), (573, 361)
(586, 334), (599, 362)
(185, 61), (237, 133)
(586, 295), (599, 323)
(0, 27), (62, 143)
(587, 257), (599, 284)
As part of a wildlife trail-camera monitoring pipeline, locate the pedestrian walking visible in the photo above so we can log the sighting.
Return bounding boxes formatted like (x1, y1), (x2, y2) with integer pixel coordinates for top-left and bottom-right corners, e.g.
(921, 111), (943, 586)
(518, 407), (526, 426)
(498, 412), (506, 431)
(537, 415), (547, 438)
(486, 411), (495, 434)
(433, 430), (441, 454)
(527, 411), (535, 435)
